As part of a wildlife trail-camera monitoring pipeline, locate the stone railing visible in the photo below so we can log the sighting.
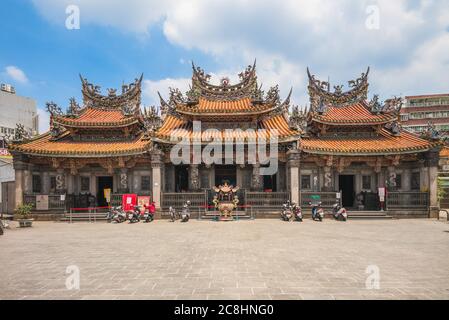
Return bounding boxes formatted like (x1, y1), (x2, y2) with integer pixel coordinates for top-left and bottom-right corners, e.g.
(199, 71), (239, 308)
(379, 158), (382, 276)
(245, 191), (289, 209)
(386, 192), (429, 209)
(161, 191), (207, 210)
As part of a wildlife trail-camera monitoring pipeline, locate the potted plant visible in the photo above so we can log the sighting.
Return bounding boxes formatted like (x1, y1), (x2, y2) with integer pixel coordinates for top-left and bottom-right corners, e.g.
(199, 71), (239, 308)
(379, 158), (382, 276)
(15, 203), (34, 227)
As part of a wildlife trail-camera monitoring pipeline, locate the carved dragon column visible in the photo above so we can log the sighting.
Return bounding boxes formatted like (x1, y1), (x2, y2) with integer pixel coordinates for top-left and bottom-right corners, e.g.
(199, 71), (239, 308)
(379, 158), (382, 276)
(251, 163), (263, 191)
(117, 168), (129, 194)
(151, 149), (163, 210)
(12, 152), (28, 208)
(426, 149), (440, 218)
(55, 169), (66, 194)
(189, 164), (200, 191)
(323, 156), (334, 192)
(287, 149), (301, 205)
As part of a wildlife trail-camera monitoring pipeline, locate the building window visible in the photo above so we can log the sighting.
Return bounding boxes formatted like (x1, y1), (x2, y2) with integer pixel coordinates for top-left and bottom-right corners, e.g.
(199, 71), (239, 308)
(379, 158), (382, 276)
(395, 174), (402, 189)
(301, 175), (311, 190)
(32, 175), (42, 193)
(362, 175), (371, 190)
(141, 176), (151, 191)
(50, 176), (56, 193)
(80, 177), (90, 192)
(411, 172), (420, 191)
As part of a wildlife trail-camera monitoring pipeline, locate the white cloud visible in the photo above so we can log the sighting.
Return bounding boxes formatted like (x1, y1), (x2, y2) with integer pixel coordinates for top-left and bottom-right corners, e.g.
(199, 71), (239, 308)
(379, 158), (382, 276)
(4, 66), (29, 84)
(32, 0), (449, 102)
(37, 107), (50, 134)
(142, 77), (191, 107)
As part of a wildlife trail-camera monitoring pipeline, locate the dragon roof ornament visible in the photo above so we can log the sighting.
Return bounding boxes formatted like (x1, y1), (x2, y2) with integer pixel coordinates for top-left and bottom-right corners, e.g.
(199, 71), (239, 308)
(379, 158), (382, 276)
(79, 74), (143, 111)
(307, 67), (370, 112)
(188, 60), (258, 101)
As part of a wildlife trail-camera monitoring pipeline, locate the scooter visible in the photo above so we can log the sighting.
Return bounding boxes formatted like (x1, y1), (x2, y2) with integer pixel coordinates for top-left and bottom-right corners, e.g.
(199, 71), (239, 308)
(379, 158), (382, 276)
(332, 202), (348, 221)
(143, 202), (156, 223)
(128, 205), (141, 223)
(311, 202), (325, 221)
(106, 206), (119, 223)
(0, 220), (4, 235)
(281, 201), (293, 221)
(292, 203), (303, 222)
(169, 206), (177, 222)
(181, 201), (191, 222)
(112, 206), (127, 223)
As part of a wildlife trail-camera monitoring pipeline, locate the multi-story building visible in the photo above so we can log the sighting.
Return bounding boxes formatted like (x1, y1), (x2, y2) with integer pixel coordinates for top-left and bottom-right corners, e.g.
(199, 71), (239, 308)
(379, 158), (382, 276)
(400, 93), (449, 137)
(0, 84), (38, 213)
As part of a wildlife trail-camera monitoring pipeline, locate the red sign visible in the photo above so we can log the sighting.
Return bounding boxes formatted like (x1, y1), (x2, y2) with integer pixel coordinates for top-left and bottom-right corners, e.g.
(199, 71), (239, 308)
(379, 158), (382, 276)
(122, 194), (137, 211)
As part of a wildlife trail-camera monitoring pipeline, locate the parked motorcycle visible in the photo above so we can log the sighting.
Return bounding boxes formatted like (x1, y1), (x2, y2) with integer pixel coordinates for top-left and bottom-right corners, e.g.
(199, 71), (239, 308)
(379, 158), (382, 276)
(106, 206), (118, 223)
(169, 206), (177, 222)
(111, 206), (127, 223)
(181, 201), (191, 222)
(0, 220), (4, 235)
(281, 201), (293, 221)
(143, 202), (156, 223)
(128, 205), (141, 223)
(292, 203), (303, 222)
(310, 201), (325, 221)
(332, 202), (348, 221)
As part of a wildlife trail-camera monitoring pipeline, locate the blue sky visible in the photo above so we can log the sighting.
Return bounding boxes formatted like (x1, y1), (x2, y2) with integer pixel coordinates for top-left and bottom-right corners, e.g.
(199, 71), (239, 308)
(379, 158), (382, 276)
(1, 0), (448, 133)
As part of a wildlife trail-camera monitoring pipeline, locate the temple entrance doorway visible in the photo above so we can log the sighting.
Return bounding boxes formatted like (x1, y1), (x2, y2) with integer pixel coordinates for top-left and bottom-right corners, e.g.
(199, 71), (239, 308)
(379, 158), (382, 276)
(97, 176), (113, 207)
(215, 165), (237, 186)
(339, 175), (355, 208)
(175, 165), (189, 192)
(263, 174), (277, 192)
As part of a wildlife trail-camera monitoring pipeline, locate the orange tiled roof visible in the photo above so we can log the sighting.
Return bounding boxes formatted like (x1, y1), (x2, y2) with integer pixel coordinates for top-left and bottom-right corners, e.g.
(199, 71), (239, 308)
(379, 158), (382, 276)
(176, 97), (274, 115)
(301, 129), (433, 155)
(10, 131), (151, 157)
(155, 115), (299, 142)
(53, 108), (139, 128)
(440, 147), (449, 158)
(312, 102), (396, 125)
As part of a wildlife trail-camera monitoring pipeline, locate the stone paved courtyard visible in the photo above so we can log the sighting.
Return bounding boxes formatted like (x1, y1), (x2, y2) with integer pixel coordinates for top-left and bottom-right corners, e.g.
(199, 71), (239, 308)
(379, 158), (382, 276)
(1, 219), (449, 300)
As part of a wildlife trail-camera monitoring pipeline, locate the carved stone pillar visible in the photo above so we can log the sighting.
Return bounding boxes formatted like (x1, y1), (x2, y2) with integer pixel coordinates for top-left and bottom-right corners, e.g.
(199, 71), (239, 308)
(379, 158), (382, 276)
(56, 169), (66, 194)
(12, 153), (28, 208)
(117, 168), (129, 193)
(426, 150), (440, 218)
(189, 164), (200, 191)
(42, 172), (50, 194)
(251, 163), (263, 191)
(151, 150), (163, 210)
(323, 166), (333, 192)
(287, 149), (300, 205)
(387, 166), (396, 190)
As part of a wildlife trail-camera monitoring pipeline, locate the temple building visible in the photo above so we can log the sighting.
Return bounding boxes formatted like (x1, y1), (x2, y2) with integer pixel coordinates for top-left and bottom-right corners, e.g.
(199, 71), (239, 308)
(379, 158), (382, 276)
(8, 63), (443, 218)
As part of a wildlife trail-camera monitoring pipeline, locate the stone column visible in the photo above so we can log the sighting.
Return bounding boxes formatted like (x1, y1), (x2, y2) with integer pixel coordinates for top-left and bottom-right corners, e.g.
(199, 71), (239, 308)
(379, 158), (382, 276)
(56, 169), (66, 194)
(287, 149), (300, 205)
(151, 150), (163, 210)
(387, 166), (396, 190)
(323, 166), (333, 192)
(251, 163), (263, 191)
(42, 172), (50, 194)
(403, 169), (411, 191)
(12, 153), (28, 208)
(426, 150), (440, 218)
(23, 167), (31, 194)
(67, 174), (74, 194)
(117, 168), (129, 193)
(189, 164), (200, 191)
